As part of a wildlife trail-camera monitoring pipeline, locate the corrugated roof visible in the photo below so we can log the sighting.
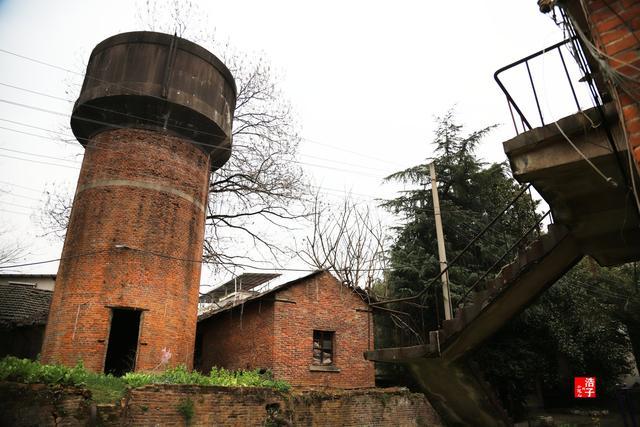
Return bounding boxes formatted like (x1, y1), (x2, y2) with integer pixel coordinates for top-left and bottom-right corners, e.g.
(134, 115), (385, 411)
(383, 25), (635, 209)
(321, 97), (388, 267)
(200, 272), (281, 302)
(198, 270), (372, 322)
(0, 283), (52, 327)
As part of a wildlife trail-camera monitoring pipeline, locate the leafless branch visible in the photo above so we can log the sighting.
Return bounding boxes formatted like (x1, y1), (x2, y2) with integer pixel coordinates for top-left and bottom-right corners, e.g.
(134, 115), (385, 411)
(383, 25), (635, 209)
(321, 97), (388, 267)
(298, 191), (388, 289)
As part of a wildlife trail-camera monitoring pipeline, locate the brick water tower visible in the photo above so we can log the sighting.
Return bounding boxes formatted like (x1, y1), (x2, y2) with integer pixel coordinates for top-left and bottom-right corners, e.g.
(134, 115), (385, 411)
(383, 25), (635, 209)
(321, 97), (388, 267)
(40, 32), (236, 374)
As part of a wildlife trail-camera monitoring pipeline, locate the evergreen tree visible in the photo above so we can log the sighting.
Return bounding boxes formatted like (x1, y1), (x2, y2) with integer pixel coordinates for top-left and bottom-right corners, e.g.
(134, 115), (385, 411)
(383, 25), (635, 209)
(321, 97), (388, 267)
(380, 109), (538, 340)
(475, 260), (633, 416)
(378, 110), (634, 416)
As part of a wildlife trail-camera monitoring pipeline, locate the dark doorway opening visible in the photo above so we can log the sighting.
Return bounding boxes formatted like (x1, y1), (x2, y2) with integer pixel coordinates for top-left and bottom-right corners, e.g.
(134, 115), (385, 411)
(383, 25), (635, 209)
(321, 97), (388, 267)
(104, 309), (141, 376)
(193, 327), (203, 372)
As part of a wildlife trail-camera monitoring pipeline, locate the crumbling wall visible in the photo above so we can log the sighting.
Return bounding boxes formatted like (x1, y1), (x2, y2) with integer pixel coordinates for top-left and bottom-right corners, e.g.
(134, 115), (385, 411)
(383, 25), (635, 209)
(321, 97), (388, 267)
(0, 382), (442, 426)
(0, 382), (92, 427)
(125, 385), (441, 426)
(197, 299), (275, 373)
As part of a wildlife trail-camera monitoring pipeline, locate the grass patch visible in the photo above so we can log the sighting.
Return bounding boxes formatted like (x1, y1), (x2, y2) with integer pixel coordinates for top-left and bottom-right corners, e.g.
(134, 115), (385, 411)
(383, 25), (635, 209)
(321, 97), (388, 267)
(83, 373), (127, 403)
(0, 356), (290, 404)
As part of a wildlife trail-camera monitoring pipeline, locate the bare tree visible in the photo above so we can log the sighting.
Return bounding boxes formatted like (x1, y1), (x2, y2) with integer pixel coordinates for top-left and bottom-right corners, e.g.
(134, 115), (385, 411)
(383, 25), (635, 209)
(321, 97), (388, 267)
(39, 183), (72, 241)
(0, 228), (28, 267)
(40, 0), (309, 272)
(298, 191), (387, 291)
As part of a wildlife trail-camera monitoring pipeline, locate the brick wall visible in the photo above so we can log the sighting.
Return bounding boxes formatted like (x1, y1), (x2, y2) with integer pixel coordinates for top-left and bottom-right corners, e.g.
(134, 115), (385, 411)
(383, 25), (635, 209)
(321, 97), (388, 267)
(41, 128), (211, 372)
(198, 271), (375, 388)
(0, 382), (93, 427)
(125, 385), (442, 426)
(272, 271), (375, 388)
(579, 0), (640, 167)
(0, 382), (442, 426)
(197, 300), (275, 372)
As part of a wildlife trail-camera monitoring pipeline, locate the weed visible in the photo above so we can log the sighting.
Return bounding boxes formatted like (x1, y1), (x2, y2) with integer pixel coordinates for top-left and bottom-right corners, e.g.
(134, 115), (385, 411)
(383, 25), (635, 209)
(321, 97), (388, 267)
(177, 397), (195, 423)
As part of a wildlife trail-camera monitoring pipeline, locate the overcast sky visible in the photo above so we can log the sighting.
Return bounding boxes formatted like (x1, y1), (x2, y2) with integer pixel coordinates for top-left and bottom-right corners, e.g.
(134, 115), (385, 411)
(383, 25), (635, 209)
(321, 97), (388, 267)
(0, 1), (588, 287)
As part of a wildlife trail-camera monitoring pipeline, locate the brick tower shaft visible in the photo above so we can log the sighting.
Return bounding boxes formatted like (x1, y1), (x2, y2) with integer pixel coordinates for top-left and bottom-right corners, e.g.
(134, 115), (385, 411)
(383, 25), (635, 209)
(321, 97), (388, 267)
(40, 32), (236, 373)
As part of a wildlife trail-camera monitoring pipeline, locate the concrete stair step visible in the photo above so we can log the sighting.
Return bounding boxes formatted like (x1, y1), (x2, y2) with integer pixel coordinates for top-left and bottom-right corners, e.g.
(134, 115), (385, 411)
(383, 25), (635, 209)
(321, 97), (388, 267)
(429, 330), (440, 349)
(525, 238), (545, 262)
(547, 223), (568, 240)
(485, 278), (503, 297)
(443, 317), (462, 336)
(497, 261), (518, 283)
(460, 302), (481, 323)
(517, 247), (529, 270)
(425, 223), (574, 357)
(472, 290), (490, 309)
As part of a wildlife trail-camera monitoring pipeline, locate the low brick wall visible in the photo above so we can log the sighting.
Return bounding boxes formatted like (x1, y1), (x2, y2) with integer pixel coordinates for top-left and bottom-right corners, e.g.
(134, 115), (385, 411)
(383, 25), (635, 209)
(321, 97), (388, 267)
(0, 382), (92, 427)
(0, 382), (442, 426)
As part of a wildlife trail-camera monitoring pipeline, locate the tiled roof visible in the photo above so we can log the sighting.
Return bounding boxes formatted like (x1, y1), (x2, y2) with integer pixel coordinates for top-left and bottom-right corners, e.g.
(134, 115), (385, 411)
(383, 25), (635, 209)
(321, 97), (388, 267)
(0, 283), (52, 327)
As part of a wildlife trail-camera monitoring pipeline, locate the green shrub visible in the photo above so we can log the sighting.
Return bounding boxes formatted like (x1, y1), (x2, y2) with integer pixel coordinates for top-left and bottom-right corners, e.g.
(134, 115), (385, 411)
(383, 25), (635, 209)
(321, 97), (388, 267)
(122, 365), (290, 391)
(0, 356), (290, 402)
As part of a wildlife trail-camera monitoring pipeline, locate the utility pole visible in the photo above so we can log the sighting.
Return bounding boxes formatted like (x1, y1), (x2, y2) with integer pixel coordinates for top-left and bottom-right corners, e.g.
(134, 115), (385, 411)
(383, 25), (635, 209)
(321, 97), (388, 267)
(430, 162), (453, 320)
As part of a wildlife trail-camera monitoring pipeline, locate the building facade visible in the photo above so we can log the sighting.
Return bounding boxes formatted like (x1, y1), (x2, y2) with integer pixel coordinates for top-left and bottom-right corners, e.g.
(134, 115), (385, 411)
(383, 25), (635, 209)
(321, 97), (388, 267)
(197, 271), (375, 389)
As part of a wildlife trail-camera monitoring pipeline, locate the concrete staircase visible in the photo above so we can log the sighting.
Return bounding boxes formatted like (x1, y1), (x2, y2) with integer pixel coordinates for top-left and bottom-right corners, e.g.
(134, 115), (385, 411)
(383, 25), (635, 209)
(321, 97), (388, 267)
(365, 223), (584, 426)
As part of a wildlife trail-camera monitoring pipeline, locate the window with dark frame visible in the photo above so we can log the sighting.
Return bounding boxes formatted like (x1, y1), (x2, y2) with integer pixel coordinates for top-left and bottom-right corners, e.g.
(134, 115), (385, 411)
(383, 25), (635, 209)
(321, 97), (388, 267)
(312, 330), (334, 365)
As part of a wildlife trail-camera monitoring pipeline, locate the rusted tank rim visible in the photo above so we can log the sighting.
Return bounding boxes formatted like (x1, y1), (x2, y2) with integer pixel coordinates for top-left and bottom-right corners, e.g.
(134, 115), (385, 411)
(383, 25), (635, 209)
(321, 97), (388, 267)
(91, 31), (237, 97)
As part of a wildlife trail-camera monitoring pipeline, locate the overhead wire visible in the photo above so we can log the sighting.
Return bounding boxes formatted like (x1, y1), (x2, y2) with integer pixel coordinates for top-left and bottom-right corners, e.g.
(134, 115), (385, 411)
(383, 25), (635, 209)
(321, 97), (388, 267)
(0, 52), (404, 173)
(0, 147), (536, 222)
(0, 47), (413, 170)
(1, 78), (405, 170)
(0, 96), (390, 178)
(0, 179), (42, 193)
(0, 47), (546, 284)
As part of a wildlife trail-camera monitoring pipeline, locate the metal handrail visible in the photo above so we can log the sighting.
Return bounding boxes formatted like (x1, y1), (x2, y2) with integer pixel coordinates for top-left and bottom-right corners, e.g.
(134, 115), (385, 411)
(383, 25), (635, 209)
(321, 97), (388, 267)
(494, 37), (581, 134)
(370, 183), (532, 307)
(456, 210), (551, 307)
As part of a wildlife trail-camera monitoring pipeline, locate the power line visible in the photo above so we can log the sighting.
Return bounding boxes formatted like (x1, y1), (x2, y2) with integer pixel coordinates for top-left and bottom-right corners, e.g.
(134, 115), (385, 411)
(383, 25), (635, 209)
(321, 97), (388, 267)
(0, 153), (78, 169)
(2, 200), (37, 210)
(0, 192), (43, 203)
(0, 244), (392, 273)
(0, 140), (395, 205)
(0, 179), (42, 193)
(0, 144), (540, 217)
(0, 98), (387, 178)
(0, 248), (110, 270)
(0, 77), (400, 173)
(0, 146), (80, 164)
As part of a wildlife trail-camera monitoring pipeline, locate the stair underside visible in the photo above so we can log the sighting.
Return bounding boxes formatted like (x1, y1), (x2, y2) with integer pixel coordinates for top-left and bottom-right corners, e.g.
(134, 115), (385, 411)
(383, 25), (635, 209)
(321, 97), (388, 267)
(365, 225), (583, 426)
(504, 103), (640, 266)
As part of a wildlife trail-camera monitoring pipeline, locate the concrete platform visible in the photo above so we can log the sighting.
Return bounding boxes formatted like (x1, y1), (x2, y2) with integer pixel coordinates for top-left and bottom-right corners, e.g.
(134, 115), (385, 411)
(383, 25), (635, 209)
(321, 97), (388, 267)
(504, 104), (640, 266)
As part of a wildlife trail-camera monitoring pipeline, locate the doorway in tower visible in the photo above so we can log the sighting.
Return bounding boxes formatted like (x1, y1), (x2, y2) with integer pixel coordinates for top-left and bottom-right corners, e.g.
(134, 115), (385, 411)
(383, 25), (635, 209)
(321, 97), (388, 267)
(104, 308), (141, 376)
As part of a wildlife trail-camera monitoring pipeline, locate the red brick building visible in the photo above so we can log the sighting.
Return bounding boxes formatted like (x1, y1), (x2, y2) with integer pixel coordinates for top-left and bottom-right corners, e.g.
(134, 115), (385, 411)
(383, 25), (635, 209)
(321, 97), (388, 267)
(196, 271), (375, 389)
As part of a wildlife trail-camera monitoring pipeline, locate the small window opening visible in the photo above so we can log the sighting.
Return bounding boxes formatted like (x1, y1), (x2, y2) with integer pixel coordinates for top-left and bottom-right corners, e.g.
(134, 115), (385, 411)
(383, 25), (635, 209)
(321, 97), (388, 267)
(104, 309), (141, 376)
(312, 330), (334, 365)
